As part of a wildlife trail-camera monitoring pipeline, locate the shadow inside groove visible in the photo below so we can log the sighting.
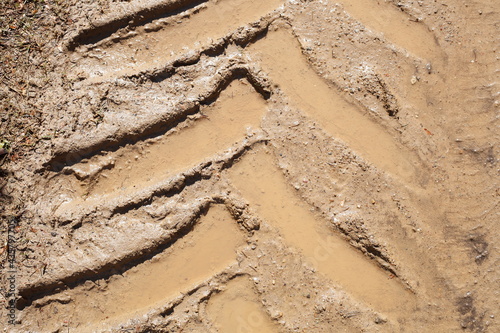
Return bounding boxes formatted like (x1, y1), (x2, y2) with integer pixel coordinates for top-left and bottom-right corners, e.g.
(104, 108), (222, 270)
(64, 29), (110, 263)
(67, 0), (208, 50)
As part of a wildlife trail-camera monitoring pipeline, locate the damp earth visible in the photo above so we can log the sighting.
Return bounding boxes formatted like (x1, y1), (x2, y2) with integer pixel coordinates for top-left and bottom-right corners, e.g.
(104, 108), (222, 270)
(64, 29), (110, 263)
(0, 0), (498, 332)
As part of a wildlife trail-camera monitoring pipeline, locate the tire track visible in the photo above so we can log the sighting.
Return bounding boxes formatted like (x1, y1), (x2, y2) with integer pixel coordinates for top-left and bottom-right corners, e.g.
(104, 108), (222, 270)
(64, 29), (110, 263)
(75, 0), (284, 82)
(53, 78), (267, 222)
(228, 145), (416, 317)
(67, 0), (208, 50)
(247, 26), (421, 185)
(14, 0), (458, 331)
(21, 205), (245, 332)
(336, 0), (441, 61)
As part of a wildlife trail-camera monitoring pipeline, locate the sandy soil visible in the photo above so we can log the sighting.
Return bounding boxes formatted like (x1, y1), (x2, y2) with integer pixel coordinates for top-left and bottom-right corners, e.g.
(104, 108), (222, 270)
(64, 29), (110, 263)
(0, 0), (498, 332)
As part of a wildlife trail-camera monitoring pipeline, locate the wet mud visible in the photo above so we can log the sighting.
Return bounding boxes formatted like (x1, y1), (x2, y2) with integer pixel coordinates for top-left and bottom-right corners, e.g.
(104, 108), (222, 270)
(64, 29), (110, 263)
(1, 0), (498, 332)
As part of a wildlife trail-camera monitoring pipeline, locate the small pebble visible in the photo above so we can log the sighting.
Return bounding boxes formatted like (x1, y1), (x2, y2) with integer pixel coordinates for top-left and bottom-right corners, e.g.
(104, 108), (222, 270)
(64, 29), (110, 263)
(374, 315), (387, 324)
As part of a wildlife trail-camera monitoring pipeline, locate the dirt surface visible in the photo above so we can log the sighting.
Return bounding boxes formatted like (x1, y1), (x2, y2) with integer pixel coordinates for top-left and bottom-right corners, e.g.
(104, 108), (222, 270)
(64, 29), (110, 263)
(0, 0), (498, 332)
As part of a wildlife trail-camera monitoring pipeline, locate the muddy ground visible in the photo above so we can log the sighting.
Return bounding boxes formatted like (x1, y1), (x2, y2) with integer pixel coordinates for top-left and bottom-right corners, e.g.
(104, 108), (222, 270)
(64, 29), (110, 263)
(0, 0), (498, 332)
